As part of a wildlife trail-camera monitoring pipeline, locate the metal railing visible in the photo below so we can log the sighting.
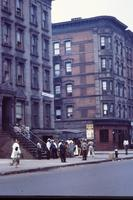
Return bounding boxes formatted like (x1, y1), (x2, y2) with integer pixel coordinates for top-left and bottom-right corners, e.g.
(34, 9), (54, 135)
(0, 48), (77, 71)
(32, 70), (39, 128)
(9, 124), (47, 155)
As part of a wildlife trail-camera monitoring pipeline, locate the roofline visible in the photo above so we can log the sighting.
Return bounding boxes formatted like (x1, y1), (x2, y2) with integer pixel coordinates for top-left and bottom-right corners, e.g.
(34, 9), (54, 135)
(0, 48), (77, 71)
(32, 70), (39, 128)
(52, 15), (128, 30)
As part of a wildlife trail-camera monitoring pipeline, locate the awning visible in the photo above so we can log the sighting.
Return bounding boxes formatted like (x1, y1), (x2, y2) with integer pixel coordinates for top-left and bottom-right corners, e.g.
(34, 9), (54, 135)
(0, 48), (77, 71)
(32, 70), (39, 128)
(55, 129), (85, 139)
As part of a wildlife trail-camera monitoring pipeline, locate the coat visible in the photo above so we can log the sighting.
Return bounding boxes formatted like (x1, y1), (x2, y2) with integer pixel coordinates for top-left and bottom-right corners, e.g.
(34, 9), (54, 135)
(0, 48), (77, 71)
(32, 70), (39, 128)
(11, 142), (21, 159)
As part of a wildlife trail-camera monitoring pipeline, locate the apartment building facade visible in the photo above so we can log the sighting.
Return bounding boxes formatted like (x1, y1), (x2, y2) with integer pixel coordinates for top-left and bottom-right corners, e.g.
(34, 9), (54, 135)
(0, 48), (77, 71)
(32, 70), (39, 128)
(0, 0), (54, 140)
(52, 16), (133, 150)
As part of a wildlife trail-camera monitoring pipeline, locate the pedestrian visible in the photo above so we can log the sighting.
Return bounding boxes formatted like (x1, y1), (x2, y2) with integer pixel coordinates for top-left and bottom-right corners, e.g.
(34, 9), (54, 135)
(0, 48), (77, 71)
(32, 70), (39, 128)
(81, 139), (88, 160)
(10, 139), (21, 167)
(46, 138), (51, 159)
(123, 139), (129, 155)
(114, 146), (118, 159)
(50, 140), (58, 159)
(59, 140), (67, 162)
(74, 143), (79, 156)
(36, 142), (42, 159)
(88, 140), (95, 157)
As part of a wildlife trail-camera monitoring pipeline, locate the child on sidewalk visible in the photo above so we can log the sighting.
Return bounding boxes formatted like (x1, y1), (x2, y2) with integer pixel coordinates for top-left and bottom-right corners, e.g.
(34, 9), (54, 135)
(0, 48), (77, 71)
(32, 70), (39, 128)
(10, 141), (21, 167)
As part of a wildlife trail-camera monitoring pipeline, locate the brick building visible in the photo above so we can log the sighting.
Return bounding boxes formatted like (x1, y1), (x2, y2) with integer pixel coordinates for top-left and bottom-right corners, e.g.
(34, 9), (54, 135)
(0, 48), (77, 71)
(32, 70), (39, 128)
(52, 16), (133, 150)
(0, 0), (54, 140)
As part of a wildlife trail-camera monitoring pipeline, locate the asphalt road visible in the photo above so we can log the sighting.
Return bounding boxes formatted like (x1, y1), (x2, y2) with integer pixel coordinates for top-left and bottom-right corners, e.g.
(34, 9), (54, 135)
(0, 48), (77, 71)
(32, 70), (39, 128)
(0, 159), (133, 197)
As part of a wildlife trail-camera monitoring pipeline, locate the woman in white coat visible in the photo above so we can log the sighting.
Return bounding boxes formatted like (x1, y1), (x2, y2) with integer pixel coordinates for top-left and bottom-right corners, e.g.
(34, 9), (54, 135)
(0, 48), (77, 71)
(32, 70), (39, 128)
(10, 139), (21, 167)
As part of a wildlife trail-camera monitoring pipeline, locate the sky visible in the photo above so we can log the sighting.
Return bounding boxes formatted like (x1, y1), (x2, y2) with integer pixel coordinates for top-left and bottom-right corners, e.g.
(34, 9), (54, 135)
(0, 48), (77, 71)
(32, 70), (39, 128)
(51, 0), (133, 31)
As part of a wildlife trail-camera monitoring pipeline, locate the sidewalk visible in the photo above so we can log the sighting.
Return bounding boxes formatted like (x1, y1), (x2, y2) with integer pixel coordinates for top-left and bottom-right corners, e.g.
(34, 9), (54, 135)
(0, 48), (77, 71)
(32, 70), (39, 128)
(0, 150), (133, 176)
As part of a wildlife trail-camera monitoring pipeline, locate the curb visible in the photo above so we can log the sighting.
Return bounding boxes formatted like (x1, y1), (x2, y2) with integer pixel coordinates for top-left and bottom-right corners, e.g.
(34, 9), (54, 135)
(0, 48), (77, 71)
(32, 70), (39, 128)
(1, 156), (133, 176)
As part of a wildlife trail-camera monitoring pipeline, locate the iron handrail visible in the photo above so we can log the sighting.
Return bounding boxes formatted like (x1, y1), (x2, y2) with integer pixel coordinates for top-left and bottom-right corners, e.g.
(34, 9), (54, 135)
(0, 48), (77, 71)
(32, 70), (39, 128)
(9, 124), (46, 149)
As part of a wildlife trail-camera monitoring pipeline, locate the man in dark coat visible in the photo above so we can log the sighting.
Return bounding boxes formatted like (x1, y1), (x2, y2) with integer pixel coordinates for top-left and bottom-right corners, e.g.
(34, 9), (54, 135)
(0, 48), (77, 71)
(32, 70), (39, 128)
(59, 141), (67, 162)
(81, 139), (88, 160)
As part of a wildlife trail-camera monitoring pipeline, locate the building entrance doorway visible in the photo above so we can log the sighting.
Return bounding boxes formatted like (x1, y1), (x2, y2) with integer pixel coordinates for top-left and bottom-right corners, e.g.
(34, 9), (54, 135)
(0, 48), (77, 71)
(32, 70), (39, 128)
(2, 97), (12, 131)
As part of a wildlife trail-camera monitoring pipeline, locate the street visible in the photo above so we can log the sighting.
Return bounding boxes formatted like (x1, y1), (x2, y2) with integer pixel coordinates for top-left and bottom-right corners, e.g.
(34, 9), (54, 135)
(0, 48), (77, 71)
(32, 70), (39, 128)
(0, 159), (133, 197)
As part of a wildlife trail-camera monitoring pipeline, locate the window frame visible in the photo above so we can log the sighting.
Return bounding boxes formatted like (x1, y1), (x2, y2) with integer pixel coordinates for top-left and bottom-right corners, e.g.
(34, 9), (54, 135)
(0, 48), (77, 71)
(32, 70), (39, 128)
(54, 63), (60, 77)
(31, 65), (39, 90)
(66, 83), (72, 96)
(66, 105), (73, 118)
(65, 40), (71, 53)
(55, 107), (61, 120)
(65, 61), (72, 75)
(53, 42), (60, 55)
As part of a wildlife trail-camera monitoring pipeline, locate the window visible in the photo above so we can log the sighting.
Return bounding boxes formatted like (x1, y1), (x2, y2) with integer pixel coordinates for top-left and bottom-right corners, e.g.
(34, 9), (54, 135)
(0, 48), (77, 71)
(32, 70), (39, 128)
(110, 104), (114, 114)
(109, 81), (113, 92)
(16, 28), (24, 50)
(43, 69), (50, 92)
(31, 66), (39, 89)
(55, 85), (61, 96)
(42, 38), (49, 59)
(118, 104), (121, 118)
(2, 22), (11, 46)
(120, 42), (123, 56)
(100, 36), (105, 49)
(108, 58), (112, 70)
(44, 103), (51, 128)
(2, 0), (10, 11)
(53, 42), (60, 55)
(116, 60), (119, 75)
(31, 101), (39, 128)
(16, 101), (24, 121)
(54, 63), (60, 76)
(102, 80), (113, 94)
(42, 10), (48, 29)
(103, 103), (108, 116)
(31, 4), (37, 25)
(55, 107), (61, 120)
(116, 39), (119, 53)
(31, 34), (38, 56)
(103, 103), (114, 117)
(2, 58), (11, 83)
(65, 40), (71, 53)
(107, 37), (111, 49)
(100, 129), (109, 143)
(101, 58), (106, 70)
(65, 61), (72, 75)
(66, 106), (73, 118)
(121, 63), (124, 76)
(123, 105), (126, 118)
(16, 0), (23, 17)
(16, 62), (24, 86)
(102, 81), (107, 91)
(100, 36), (112, 50)
(66, 84), (72, 96)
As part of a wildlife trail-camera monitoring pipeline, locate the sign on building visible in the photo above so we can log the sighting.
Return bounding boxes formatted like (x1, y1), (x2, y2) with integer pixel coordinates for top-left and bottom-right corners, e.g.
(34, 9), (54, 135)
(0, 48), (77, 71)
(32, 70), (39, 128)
(41, 92), (54, 98)
(86, 124), (94, 140)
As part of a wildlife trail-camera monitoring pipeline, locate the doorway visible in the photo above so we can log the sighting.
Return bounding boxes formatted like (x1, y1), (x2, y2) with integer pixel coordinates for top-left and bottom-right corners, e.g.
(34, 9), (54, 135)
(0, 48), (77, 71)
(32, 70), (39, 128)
(2, 97), (12, 131)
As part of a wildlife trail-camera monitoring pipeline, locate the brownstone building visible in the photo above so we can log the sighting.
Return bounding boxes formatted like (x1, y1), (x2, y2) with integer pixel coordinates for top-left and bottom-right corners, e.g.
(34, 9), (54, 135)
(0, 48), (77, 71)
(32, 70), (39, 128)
(52, 16), (133, 150)
(0, 0), (54, 140)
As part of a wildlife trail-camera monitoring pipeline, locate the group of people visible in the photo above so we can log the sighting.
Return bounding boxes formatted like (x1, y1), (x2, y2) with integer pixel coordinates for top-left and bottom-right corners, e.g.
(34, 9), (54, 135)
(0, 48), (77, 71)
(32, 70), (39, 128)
(13, 122), (30, 139)
(37, 138), (95, 162)
(9, 137), (95, 167)
(9, 136), (131, 167)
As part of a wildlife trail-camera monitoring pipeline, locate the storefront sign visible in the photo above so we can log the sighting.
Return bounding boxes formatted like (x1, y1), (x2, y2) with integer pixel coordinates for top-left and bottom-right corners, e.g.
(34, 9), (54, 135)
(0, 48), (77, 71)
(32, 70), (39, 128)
(41, 92), (54, 98)
(86, 124), (94, 139)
